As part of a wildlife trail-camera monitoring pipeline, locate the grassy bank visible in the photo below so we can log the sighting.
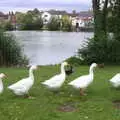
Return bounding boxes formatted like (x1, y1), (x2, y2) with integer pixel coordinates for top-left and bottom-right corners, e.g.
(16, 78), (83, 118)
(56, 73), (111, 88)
(0, 65), (120, 120)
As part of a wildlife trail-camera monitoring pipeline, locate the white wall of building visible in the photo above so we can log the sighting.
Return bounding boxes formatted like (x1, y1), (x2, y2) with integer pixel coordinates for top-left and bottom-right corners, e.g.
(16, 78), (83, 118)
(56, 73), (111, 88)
(41, 12), (51, 24)
(71, 17), (85, 27)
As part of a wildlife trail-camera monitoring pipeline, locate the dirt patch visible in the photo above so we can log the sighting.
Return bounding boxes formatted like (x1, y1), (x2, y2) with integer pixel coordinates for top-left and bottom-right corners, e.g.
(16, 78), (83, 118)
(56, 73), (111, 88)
(112, 100), (120, 109)
(57, 102), (78, 112)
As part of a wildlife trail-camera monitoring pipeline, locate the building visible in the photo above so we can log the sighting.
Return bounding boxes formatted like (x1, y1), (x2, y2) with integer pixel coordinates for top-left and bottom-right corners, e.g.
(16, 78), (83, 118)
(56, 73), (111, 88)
(0, 12), (9, 24)
(70, 11), (94, 28)
(41, 10), (67, 24)
(0, 11), (16, 29)
(41, 12), (52, 24)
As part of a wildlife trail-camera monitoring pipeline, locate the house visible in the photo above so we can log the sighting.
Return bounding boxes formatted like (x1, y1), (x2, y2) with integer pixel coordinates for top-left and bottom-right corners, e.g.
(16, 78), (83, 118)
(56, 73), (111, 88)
(41, 12), (52, 24)
(78, 11), (94, 28)
(70, 11), (94, 28)
(0, 11), (17, 29)
(41, 10), (67, 24)
(0, 12), (9, 24)
(8, 12), (16, 26)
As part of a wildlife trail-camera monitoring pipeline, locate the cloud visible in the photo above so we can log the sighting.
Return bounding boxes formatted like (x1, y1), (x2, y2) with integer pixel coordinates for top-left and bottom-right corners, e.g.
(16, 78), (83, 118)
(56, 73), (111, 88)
(0, 0), (91, 13)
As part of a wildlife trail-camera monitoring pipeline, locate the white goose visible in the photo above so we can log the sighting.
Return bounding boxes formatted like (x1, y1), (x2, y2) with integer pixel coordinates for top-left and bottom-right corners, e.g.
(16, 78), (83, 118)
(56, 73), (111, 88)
(8, 65), (37, 97)
(68, 63), (97, 95)
(0, 73), (6, 94)
(41, 62), (68, 90)
(109, 73), (120, 88)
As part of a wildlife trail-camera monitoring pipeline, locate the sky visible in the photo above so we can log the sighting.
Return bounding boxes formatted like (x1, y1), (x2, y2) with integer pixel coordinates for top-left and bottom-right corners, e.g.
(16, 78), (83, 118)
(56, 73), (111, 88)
(0, 0), (92, 13)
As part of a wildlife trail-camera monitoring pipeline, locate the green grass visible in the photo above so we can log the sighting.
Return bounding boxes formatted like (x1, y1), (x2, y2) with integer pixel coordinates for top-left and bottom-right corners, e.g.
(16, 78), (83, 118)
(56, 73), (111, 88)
(0, 65), (120, 120)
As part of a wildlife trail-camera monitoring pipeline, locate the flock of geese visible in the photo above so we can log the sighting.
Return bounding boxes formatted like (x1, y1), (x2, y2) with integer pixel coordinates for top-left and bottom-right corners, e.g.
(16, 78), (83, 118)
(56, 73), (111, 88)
(0, 62), (120, 98)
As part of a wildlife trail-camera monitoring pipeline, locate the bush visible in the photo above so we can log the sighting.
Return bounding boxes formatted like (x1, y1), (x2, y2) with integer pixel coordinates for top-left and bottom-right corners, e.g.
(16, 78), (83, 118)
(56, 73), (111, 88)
(66, 56), (85, 66)
(4, 22), (14, 31)
(78, 33), (120, 65)
(0, 30), (28, 66)
(61, 15), (72, 32)
(47, 17), (60, 31)
(32, 17), (43, 30)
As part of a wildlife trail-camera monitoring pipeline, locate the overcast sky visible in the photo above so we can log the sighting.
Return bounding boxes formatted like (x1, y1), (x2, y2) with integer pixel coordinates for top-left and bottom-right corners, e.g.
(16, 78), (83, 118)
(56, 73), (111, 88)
(0, 0), (92, 13)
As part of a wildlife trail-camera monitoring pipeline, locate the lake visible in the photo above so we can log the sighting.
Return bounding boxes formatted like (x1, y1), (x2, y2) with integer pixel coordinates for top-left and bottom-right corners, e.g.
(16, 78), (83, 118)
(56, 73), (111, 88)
(8, 31), (93, 65)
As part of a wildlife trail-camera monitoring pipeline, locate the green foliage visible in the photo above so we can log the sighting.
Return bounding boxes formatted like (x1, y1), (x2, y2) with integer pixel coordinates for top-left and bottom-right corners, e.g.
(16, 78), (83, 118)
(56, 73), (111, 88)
(0, 31), (28, 66)
(47, 17), (60, 31)
(112, 0), (120, 41)
(66, 56), (85, 66)
(107, 16), (114, 32)
(15, 12), (25, 25)
(4, 22), (13, 31)
(78, 0), (120, 65)
(78, 33), (120, 64)
(32, 8), (40, 15)
(20, 13), (43, 30)
(32, 17), (43, 30)
(21, 13), (34, 30)
(61, 15), (72, 31)
(16, 10), (43, 30)
(78, 34), (107, 64)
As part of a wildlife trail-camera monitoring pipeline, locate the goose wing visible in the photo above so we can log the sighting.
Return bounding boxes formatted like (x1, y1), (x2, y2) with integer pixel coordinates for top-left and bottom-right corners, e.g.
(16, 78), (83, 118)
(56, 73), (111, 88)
(42, 74), (63, 85)
(68, 75), (92, 88)
(109, 73), (120, 83)
(8, 77), (30, 90)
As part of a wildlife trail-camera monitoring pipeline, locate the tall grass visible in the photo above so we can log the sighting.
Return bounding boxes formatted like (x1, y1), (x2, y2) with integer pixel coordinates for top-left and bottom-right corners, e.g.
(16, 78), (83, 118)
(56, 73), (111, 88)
(0, 30), (28, 66)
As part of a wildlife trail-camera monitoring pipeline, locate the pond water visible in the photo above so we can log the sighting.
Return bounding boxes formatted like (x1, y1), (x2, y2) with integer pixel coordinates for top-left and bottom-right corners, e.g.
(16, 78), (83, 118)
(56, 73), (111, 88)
(8, 31), (93, 65)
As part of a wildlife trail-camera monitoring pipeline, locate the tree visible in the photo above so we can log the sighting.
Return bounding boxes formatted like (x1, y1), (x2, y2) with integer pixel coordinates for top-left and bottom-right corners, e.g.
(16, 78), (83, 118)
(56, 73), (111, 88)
(78, 0), (120, 64)
(18, 11), (43, 30)
(112, 0), (120, 40)
(15, 12), (25, 24)
(4, 21), (13, 31)
(61, 15), (72, 32)
(92, 0), (109, 37)
(0, 30), (28, 66)
(33, 17), (43, 30)
(21, 13), (34, 30)
(33, 8), (40, 15)
(47, 17), (60, 31)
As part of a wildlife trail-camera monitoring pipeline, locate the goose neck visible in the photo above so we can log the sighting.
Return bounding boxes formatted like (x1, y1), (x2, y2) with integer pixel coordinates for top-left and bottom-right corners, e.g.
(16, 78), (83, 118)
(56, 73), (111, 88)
(0, 79), (3, 93)
(89, 66), (94, 78)
(61, 64), (65, 74)
(29, 68), (34, 80)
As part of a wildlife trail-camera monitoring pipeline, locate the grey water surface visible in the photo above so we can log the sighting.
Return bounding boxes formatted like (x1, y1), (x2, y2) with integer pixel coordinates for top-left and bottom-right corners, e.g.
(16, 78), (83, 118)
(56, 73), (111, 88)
(8, 31), (93, 65)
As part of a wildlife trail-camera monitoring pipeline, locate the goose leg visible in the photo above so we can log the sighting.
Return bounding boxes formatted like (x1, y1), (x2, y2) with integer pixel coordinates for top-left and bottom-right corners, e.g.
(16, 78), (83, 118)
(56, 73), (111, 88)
(80, 88), (86, 96)
(24, 92), (35, 99)
(24, 93), (29, 98)
(28, 94), (35, 99)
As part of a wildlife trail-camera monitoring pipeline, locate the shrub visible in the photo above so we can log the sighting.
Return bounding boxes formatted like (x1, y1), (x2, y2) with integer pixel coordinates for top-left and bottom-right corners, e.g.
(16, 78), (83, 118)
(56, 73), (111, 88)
(61, 15), (72, 32)
(0, 30), (28, 66)
(4, 22), (14, 31)
(66, 56), (85, 66)
(78, 33), (120, 65)
(47, 17), (60, 31)
(32, 17), (43, 30)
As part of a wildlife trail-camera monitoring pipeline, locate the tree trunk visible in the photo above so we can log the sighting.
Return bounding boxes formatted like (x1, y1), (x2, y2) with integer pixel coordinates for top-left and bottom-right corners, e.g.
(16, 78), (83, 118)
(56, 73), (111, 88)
(102, 0), (109, 35)
(113, 0), (120, 40)
(92, 0), (108, 37)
